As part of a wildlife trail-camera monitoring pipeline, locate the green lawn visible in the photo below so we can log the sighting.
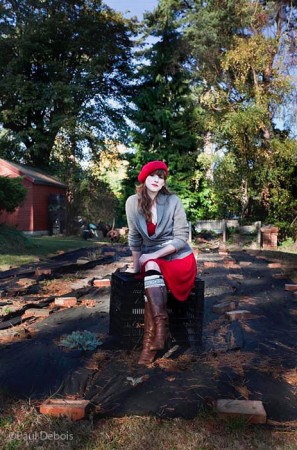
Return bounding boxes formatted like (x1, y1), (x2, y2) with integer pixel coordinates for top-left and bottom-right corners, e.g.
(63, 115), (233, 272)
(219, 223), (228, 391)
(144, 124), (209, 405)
(0, 225), (105, 270)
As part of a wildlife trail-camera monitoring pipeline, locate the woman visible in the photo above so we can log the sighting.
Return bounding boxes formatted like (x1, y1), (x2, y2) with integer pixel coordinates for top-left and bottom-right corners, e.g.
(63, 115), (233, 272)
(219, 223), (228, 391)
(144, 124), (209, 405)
(125, 160), (197, 365)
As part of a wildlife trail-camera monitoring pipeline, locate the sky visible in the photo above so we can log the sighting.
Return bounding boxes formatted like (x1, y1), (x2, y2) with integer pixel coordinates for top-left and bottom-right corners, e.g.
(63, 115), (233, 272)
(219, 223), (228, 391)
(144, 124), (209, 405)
(104, 0), (158, 18)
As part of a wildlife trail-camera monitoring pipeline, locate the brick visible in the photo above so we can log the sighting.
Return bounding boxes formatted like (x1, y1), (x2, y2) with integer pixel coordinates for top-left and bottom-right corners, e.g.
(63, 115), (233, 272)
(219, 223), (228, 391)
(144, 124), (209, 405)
(225, 310), (251, 321)
(93, 279), (111, 287)
(103, 251), (116, 257)
(239, 261), (252, 267)
(81, 299), (97, 307)
(272, 273), (287, 279)
(216, 399), (267, 424)
(285, 284), (297, 291)
(39, 399), (90, 421)
(76, 258), (90, 265)
(212, 301), (238, 314)
(268, 262), (283, 269)
(223, 260), (237, 267)
(204, 261), (218, 268)
(35, 268), (52, 276)
(55, 297), (77, 307)
(227, 274), (244, 280)
(17, 278), (36, 287)
(229, 264), (241, 269)
(23, 308), (51, 317)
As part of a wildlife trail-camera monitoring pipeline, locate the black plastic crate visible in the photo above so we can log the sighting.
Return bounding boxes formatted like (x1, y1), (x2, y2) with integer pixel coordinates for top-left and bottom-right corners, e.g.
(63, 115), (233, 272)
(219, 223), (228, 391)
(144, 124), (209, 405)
(109, 270), (204, 350)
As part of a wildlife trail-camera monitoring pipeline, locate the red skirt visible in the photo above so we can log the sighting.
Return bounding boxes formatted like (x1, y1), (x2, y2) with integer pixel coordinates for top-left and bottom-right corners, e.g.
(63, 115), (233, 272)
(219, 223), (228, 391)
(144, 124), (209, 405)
(140, 253), (197, 301)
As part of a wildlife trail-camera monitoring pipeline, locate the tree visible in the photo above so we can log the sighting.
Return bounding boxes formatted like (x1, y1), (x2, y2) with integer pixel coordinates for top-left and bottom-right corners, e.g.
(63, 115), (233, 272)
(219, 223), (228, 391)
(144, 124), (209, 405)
(48, 134), (119, 233)
(122, 2), (205, 221)
(0, 176), (27, 212)
(176, 0), (297, 226)
(0, 0), (136, 168)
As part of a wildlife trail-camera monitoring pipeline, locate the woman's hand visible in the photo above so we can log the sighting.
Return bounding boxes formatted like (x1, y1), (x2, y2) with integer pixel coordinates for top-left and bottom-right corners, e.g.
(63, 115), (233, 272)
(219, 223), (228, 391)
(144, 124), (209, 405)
(124, 264), (139, 273)
(139, 253), (157, 267)
(139, 244), (176, 268)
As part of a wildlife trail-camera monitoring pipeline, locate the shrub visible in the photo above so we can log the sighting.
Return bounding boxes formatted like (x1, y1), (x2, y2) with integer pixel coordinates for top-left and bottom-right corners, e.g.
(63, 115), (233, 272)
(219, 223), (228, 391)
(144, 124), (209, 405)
(0, 176), (27, 212)
(59, 330), (102, 351)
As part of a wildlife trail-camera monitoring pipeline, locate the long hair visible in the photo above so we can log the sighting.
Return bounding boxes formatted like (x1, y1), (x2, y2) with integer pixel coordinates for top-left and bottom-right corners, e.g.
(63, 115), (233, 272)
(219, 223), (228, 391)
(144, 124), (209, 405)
(136, 169), (171, 221)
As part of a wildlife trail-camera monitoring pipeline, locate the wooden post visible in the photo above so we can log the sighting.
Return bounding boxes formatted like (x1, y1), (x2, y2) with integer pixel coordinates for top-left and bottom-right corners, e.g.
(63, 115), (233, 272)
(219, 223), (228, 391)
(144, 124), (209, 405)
(256, 221), (261, 246)
(222, 220), (227, 243)
(188, 221), (192, 243)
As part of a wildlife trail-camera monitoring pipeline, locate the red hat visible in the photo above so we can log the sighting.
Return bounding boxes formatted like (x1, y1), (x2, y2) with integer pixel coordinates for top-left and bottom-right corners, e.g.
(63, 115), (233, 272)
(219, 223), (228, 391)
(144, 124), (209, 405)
(138, 160), (168, 183)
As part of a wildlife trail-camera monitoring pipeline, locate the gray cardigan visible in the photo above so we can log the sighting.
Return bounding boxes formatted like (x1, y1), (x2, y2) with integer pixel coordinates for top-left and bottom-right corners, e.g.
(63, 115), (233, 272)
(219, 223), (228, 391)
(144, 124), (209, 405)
(125, 193), (193, 260)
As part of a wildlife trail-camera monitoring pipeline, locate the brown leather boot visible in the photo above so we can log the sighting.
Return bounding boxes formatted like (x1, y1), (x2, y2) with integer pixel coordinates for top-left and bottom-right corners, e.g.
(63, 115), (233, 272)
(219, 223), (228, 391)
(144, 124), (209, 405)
(145, 285), (170, 351)
(138, 300), (157, 365)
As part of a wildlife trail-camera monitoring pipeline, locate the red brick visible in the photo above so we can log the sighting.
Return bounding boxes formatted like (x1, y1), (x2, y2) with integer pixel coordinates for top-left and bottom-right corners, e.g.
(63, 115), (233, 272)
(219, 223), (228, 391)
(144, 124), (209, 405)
(225, 310), (251, 321)
(55, 297), (77, 307)
(212, 301), (238, 314)
(216, 399), (267, 424)
(23, 308), (51, 317)
(285, 284), (297, 291)
(239, 261), (252, 267)
(204, 262), (218, 268)
(81, 299), (97, 308)
(227, 274), (244, 280)
(93, 279), (111, 287)
(272, 273), (287, 279)
(39, 399), (90, 421)
(35, 268), (52, 276)
(223, 260), (239, 268)
(268, 262), (283, 269)
(17, 278), (36, 287)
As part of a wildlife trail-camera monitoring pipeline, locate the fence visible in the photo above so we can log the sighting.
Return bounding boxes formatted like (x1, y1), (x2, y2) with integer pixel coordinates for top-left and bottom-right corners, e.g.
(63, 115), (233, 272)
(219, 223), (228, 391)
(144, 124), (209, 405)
(194, 220), (262, 243)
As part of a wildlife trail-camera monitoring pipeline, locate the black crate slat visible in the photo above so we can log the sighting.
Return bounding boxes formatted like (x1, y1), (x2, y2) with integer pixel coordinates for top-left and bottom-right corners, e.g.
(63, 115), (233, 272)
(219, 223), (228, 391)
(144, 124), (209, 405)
(109, 270), (204, 350)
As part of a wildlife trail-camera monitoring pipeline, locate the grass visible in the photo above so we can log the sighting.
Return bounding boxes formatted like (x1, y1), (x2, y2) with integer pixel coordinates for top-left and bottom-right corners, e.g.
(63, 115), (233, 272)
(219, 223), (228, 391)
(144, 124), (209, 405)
(0, 225), (106, 270)
(0, 396), (296, 450)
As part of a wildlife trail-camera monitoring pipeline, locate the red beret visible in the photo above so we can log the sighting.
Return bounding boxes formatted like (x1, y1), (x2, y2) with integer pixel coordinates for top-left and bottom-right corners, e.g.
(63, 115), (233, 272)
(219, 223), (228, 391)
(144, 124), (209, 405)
(138, 161), (168, 183)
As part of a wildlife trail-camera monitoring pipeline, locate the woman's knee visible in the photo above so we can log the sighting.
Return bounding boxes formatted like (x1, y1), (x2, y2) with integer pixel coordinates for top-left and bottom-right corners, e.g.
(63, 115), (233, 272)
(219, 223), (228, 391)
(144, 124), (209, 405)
(145, 261), (161, 272)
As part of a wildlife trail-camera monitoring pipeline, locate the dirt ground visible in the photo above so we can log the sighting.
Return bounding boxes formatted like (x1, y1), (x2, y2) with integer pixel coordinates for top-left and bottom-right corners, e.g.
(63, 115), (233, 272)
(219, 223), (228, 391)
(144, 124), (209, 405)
(0, 243), (296, 428)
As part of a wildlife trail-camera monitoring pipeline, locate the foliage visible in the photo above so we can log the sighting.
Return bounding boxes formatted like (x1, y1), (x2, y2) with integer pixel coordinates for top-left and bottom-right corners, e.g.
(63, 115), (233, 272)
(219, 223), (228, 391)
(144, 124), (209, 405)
(264, 138), (297, 226)
(0, 176), (27, 212)
(177, 0), (297, 229)
(0, 0), (136, 168)
(59, 330), (102, 351)
(121, 3), (206, 222)
(47, 148), (119, 232)
(0, 0), (296, 239)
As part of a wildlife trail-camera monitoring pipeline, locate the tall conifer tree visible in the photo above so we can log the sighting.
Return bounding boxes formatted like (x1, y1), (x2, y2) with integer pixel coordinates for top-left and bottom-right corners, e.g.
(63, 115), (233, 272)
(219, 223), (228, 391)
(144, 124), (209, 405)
(125, 2), (204, 219)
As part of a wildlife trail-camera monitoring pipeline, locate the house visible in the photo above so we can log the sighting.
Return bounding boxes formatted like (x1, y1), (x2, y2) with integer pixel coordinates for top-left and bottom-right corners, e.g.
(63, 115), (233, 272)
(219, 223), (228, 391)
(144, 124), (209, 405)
(0, 158), (67, 235)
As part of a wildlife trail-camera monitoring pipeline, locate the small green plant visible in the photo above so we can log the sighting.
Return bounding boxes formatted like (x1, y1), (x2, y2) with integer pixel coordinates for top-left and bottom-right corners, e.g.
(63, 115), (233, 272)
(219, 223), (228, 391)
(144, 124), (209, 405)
(2, 306), (12, 315)
(227, 226), (238, 235)
(59, 330), (102, 351)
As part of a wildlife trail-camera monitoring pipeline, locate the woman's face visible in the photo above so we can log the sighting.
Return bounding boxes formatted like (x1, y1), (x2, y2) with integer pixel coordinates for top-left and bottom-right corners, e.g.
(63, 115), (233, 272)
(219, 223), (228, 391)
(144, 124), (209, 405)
(145, 171), (165, 194)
